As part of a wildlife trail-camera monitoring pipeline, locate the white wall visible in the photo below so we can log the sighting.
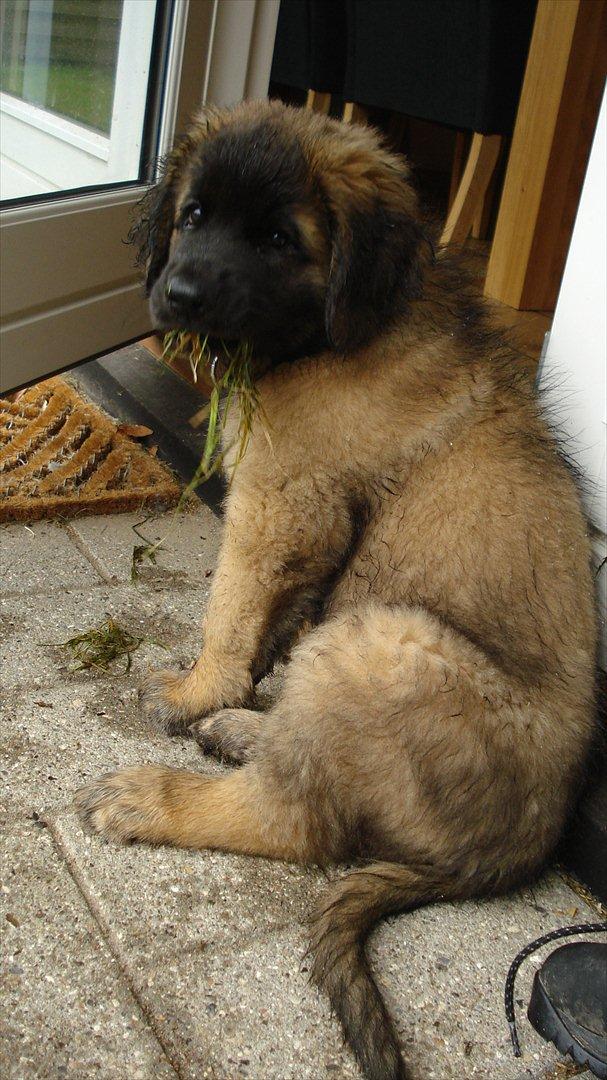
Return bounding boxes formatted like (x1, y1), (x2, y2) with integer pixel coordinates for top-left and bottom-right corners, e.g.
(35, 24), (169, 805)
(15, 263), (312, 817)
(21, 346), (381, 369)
(540, 87), (606, 531)
(540, 85), (606, 665)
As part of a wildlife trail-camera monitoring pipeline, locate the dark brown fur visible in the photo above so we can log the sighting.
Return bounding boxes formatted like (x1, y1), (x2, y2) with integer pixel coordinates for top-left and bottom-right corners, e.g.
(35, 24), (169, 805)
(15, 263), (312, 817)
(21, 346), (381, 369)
(77, 101), (597, 1080)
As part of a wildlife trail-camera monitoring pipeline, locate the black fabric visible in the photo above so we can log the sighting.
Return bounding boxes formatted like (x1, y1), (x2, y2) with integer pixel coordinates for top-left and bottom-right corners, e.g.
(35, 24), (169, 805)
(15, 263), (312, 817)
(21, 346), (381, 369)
(271, 0), (310, 91)
(271, 0), (537, 135)
(271, 0), (348, 94)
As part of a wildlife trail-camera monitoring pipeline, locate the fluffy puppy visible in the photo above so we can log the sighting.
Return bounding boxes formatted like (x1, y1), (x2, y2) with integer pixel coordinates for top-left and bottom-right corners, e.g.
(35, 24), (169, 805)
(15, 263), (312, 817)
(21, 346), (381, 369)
(77, 101), (597, 1080)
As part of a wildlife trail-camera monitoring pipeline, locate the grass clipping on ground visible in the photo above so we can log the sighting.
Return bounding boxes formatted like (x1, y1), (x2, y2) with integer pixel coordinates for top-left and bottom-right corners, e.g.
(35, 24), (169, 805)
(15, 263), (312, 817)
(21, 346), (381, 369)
(51, 617), (145, 673)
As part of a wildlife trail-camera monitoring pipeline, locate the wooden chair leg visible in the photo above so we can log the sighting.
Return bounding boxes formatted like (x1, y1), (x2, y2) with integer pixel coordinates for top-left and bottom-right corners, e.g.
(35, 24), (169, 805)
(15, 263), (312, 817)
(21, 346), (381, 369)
(441, 133), (502, 245)
(342, 101), (369, 124)
(471, 156), (500, 240)
(306, 89), (331, 114)
(448, 131), (469, 211)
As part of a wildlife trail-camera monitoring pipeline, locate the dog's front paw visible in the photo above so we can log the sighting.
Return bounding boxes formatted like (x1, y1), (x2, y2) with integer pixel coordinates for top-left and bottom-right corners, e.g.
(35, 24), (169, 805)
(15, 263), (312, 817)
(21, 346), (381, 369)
(75, 766), (176, 844)
(140, 668), (203, 734)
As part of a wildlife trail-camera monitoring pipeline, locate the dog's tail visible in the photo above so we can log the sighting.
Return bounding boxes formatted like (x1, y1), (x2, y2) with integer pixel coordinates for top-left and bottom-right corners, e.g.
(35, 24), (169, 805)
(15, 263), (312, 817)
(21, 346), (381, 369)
(309, 861), (457, 1080)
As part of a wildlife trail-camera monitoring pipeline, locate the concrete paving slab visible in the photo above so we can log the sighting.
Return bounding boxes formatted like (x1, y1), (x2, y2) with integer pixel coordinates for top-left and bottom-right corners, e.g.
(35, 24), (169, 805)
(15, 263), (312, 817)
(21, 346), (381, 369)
(42, 810), (602, 1080)
(53, 809), (325, 960)
(66, 504), (222, 585)
(132, 929), (360, 1080)
(48, 812), (357, 1080)
(0, 522), (101, 595)
(0, 682), (213, 827)
(0, 822), (177, 1080)
(0, 581), (211, 692)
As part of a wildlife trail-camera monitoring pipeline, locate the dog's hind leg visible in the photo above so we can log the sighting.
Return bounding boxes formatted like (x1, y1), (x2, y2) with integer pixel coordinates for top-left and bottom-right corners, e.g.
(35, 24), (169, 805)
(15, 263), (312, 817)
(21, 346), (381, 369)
(75, 761), (318, 862)
(78, 601), (522, 865)
(76, 601), (516, 868)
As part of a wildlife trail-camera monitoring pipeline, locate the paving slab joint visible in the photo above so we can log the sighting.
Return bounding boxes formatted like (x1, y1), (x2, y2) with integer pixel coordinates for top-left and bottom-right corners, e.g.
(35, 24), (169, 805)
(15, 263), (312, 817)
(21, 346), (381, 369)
(47, 816), (185, 1079)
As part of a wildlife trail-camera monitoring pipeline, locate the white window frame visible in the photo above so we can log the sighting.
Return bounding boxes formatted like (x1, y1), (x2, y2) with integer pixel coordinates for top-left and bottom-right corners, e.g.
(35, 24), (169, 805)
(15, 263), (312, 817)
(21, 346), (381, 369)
(0, 0), (280, 394)
(0, 0), (158, 200)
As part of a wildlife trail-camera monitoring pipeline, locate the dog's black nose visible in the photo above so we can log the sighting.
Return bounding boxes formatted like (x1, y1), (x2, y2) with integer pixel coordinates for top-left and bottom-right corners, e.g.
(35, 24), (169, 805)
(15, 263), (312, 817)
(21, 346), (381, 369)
(165, 275), (202, 312)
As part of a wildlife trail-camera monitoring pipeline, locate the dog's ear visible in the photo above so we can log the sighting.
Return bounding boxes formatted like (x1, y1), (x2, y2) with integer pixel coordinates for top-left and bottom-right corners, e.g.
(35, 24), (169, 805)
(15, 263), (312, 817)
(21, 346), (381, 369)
(128, 176), (176, 295)
(128, 107), (223, 293)
(128, 134), (194, 295)
(323, 158), (425, 352)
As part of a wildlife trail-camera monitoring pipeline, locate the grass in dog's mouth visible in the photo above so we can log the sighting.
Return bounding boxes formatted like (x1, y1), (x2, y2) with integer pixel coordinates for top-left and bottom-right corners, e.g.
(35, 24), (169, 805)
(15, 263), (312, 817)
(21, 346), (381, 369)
(162, 330), (265, 498)
(48, 617), (145, 672)
(130, 331), (269, 579)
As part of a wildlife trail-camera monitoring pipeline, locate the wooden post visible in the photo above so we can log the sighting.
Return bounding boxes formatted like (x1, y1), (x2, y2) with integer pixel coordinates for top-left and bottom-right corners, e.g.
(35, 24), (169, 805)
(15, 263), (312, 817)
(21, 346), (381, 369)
(485, 0), (607, 311)
(448, 131), (468, 211)
(471, 141), (502, 240)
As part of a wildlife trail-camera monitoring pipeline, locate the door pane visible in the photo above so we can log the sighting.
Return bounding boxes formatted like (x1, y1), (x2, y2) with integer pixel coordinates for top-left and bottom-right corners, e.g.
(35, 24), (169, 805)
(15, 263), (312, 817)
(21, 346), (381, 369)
(1, 0), (122, 134)
(0, 0), (158, 201)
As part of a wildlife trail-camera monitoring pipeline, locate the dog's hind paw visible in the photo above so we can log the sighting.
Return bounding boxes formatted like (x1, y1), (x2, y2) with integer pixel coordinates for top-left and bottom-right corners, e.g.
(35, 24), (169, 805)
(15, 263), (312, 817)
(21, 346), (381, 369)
(75, 766), (177, 844)
(190, 708), (264, 764)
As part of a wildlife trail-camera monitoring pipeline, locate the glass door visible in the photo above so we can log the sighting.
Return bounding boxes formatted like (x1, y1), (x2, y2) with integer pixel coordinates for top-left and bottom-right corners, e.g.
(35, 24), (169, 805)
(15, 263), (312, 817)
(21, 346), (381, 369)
(0, 0), (280, 393)
(1, 0), (158, 201)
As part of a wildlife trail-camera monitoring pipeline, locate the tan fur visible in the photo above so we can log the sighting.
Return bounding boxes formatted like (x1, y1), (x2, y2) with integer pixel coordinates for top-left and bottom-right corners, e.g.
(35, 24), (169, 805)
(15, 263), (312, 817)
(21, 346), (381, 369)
(77, 765), (308, 860)
(78, 101), (597, 1080)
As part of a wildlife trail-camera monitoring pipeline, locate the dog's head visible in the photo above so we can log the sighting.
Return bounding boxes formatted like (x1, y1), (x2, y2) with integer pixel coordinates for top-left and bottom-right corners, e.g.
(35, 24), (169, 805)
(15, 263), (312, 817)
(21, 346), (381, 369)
(132, 101), (425, 359)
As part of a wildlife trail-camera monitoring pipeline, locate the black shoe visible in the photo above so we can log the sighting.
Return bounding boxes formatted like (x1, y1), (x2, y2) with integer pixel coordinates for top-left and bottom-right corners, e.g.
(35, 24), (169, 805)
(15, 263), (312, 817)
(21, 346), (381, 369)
(505, 921), (607, 1078)
(528, 940), (607, 1079)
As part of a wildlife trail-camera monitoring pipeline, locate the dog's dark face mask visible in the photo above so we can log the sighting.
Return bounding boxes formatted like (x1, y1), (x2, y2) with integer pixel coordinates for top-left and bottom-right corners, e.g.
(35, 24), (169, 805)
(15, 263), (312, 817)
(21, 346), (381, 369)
(133, 105), (425, 362)
(144, 123), (329, 362)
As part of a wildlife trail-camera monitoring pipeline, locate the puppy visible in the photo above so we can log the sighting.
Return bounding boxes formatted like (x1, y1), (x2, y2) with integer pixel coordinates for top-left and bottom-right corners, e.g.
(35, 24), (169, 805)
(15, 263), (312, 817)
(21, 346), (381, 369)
(77, 101), (597, 1080)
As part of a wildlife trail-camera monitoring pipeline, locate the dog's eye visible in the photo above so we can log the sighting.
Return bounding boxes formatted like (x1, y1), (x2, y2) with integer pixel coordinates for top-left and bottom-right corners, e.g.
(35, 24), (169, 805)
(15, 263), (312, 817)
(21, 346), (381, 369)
(269, 229), (290, 250)
(183, 203), (203, 230)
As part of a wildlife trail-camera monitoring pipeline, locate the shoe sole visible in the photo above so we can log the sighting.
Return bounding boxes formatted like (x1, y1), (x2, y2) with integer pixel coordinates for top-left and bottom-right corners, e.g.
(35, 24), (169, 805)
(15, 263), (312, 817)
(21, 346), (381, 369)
(528, 971), (607, 1080)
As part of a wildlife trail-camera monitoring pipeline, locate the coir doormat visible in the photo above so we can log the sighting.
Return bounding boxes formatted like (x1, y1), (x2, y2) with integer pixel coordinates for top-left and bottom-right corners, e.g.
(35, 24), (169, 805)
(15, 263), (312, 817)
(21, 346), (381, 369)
(0, 378), (181, 523)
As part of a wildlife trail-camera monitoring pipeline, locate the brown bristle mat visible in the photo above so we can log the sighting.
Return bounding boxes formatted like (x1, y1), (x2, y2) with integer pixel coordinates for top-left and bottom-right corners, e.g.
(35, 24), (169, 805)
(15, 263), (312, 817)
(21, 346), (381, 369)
(0, 377), (181, 523)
